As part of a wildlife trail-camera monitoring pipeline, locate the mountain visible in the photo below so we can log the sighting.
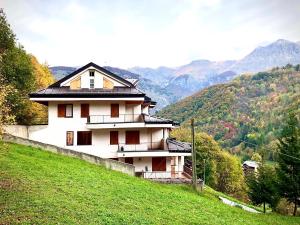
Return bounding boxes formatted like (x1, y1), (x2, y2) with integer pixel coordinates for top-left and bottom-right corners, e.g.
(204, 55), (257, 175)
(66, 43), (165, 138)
(50, 39), (300, 110)
(103, 66), (176, 109)
(50, 66), (76, 80)
(130, 66), (175, 85)
(50, 66), (176, 110)
(157, 65), (300, 160)
(128, 39), (300, 102)
(230, 39), (300, 73)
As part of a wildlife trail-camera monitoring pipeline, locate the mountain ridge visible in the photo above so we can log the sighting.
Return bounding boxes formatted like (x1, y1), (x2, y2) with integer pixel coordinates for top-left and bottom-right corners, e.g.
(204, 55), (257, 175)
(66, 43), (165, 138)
(50, 39), (300, 110)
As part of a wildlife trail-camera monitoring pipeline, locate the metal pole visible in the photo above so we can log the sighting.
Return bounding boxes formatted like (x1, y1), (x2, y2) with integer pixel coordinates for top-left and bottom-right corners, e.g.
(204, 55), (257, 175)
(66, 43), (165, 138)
(191, 119), (197, 188)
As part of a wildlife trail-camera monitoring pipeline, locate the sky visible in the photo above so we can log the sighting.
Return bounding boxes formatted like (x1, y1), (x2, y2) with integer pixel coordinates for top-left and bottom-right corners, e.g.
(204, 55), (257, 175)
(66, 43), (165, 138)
(2, 0), (300, 68)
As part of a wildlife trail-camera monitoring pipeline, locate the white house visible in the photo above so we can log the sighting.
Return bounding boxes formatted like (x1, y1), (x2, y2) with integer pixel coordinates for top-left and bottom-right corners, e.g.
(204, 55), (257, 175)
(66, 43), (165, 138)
(29, 62), (191, 179)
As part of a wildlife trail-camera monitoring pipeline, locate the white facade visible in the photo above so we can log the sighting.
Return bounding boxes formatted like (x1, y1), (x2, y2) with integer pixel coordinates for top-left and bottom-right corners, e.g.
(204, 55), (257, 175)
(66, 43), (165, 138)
(29, 63), (191, 179)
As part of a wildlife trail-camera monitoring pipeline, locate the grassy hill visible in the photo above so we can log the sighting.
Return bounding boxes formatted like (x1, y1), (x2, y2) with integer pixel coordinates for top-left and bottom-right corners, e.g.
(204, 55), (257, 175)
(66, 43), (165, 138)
(157, 66), (300, 159)
(1, 142), (299, 224)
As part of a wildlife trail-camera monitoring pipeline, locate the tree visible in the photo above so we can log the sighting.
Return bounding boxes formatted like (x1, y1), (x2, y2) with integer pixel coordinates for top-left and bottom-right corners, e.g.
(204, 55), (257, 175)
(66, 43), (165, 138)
(246, 164), (280, 213)
(0, 9), (15, 55)
(171, 127), (219, 187)
(251, 152), (262, 162)
(0, 75), (15, 135)
(0, 9), (55, 125)
(276, 112), (300, 216)
(29, 55), (55, 124)
(172, 127), (247, 199)
(216, 151), (247, 199)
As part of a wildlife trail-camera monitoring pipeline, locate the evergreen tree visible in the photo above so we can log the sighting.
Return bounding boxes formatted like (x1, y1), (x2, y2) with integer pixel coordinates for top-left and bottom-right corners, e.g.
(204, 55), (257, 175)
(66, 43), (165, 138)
(246, 164), (280, 213)
(277, 112), (300, 216)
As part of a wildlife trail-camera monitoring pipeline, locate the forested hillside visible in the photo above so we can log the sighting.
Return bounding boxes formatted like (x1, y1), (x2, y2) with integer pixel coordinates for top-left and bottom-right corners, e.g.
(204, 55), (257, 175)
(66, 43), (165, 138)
(158, 65), (300, 160)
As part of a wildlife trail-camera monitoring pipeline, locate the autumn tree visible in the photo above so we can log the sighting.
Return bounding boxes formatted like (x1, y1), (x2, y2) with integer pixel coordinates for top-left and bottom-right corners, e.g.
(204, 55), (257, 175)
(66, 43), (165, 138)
(29, 55), (55, 124)
(0, 75), (15, 135)
(171, 127), (247, 199)
(216, 151), (247, 199)
(0, 9), (55, 125)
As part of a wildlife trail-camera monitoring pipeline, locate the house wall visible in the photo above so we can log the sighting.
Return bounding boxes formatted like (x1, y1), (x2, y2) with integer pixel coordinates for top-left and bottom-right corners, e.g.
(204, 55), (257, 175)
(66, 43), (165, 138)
(119, 156), (172, 173)
(26, 101), (168, 159)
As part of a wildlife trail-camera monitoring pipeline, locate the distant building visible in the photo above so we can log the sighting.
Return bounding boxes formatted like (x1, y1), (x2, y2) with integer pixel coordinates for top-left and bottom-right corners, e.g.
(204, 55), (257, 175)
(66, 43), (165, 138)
(242, 160), (259, 174)
(29, 62), (191, 179)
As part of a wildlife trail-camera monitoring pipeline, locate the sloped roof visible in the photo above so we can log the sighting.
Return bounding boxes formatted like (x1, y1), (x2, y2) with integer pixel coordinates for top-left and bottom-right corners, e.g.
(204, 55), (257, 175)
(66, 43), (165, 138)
(30, 86), (145, 98)
(49, 62), (135, 88)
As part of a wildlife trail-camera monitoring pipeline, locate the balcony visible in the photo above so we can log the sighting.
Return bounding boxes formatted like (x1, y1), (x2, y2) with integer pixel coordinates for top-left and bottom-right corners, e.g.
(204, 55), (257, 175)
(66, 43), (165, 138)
(88, 114), (144, 124)
(117, 139), (192, 157)
(118, 141), (164, 152)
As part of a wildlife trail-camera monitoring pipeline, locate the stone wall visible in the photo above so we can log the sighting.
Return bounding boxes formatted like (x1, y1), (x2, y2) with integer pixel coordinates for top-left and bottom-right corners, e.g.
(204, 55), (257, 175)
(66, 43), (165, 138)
(3, 125), (29, 139)
(2, 133), (135, 176)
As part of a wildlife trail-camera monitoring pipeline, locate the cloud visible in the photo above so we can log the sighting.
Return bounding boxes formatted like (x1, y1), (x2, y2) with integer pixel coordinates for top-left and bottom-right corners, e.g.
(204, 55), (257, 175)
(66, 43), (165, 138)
(2, 0), (300, 68)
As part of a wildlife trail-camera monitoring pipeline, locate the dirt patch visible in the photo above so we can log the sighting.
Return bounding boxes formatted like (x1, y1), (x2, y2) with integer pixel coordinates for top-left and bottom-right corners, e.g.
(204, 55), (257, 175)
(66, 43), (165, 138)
(0, 179), (15, 191)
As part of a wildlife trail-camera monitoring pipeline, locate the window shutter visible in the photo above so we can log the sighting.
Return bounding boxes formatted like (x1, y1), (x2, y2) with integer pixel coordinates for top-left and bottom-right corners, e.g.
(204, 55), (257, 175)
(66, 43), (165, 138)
(77, 131), (92, 145)
(58, 104), (66, 117)
(125, 131), (140, 144)
(111, 104), (119, 117)
(110, 131), (119, 145)
(152, 157), (166, 171)
(81, 104), (89, 118)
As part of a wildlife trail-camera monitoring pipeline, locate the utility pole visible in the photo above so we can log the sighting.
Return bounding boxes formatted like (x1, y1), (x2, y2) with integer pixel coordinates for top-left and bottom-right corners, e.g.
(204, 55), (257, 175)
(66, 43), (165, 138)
(191, 119), (197, 188)
(203, 159), (206, 188)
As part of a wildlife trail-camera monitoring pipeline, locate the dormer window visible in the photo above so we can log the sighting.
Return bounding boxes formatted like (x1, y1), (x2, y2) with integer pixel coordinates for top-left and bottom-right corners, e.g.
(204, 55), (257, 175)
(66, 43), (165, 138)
(89, 70), (95, 77)
(90, 78), (95, 89)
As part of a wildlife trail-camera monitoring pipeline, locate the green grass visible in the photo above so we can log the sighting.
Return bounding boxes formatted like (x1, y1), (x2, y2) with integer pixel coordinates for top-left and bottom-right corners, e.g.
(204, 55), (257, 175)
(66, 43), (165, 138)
(0, 142), (299, 225)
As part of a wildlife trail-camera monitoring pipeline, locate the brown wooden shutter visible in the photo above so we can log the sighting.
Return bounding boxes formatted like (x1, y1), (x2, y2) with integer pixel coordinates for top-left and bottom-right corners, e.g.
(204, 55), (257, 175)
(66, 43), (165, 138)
(110, 131), (119, 145)
(152, 157), (166, 171)
(81, 104), (89, 118)
(125, 131), (140, 144)
(111, 104), (119, 117)
(58, 104), (66, 117)
(77, 131), (92, 145)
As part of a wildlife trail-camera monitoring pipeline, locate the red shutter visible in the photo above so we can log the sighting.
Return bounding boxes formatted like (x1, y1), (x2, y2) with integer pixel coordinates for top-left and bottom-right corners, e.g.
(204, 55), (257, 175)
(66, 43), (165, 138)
(125, 131), (140, 144)
(110, 131), (119, 145)
(81, 104), (89, 118)
(58, 104), (66, 117)
(111, 104), (119, 117)
(152, 157), (166, 171)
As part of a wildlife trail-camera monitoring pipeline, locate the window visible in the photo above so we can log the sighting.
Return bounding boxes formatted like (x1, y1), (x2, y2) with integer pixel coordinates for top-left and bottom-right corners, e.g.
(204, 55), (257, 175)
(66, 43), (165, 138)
(125, 157), (134, 165)
(152, 157), (166, 171)
(65, 105), (73, 117)
(89, 70), (95, 77)
(57, 104), (73, 118)
(77, 131), (92, 145)
(81, 104), (89, 118)
(110, 131), (119, 145)
(90, 79), (95, 89)
(125, 131), (140, 144)
(66, 131), (74, 146)
(111, 104), (119, 117)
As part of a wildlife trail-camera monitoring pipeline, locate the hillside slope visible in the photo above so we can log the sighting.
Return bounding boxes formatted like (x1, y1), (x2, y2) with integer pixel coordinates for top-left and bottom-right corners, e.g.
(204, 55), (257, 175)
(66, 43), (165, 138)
(1, 142), (299, 224)
(157, 66), (300, 157)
